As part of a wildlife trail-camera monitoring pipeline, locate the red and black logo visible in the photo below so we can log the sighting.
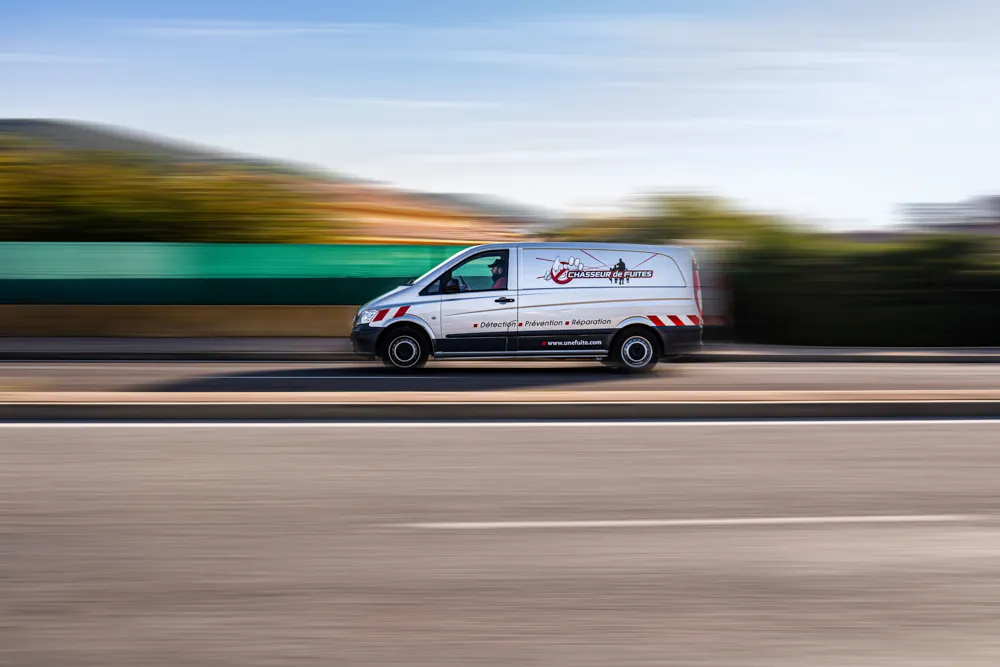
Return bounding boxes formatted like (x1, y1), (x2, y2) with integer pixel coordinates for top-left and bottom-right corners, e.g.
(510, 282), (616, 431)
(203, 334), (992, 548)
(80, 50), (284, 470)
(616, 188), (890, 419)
(540, 255), (654, 285)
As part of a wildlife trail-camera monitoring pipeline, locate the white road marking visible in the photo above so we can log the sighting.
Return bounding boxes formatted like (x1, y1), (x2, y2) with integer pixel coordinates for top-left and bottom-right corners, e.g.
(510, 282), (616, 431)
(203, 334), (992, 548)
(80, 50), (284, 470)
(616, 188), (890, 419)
(402, 514), (987, 531)
(1, 419), (1000, 428)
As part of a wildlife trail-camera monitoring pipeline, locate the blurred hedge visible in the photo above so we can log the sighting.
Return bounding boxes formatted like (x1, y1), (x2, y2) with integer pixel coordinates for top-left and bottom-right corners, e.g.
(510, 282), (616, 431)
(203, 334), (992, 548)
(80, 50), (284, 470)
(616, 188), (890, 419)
(731, 235), (1000, 346)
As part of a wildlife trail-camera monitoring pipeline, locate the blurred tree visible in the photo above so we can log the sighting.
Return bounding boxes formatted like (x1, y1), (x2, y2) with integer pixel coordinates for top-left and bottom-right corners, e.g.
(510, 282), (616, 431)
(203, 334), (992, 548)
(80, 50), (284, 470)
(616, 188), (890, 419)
(0, 141), (329, 242)
(549, 193), (803, 245)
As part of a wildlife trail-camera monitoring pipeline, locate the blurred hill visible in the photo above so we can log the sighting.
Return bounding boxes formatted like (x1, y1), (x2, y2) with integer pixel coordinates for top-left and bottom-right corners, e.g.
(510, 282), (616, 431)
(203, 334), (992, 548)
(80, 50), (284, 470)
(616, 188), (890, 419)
(0, 119), (231, 163)
(0, 119), (552, 244)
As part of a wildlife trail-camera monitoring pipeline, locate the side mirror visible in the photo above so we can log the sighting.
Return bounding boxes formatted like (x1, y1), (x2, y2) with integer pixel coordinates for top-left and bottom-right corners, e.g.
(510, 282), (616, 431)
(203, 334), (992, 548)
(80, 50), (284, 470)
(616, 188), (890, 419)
(442, 278), (461, 294)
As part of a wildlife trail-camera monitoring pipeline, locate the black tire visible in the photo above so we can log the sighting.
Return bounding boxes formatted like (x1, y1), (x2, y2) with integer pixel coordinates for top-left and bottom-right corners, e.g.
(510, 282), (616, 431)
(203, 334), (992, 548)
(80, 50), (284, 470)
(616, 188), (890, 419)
(379, 326), (429, 371)
(608, 328), (659, 373)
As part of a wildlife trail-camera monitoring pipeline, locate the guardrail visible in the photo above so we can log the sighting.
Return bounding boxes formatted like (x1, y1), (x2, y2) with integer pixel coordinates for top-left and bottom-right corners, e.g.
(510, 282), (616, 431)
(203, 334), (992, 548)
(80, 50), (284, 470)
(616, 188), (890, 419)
(0, 243), (469, 305)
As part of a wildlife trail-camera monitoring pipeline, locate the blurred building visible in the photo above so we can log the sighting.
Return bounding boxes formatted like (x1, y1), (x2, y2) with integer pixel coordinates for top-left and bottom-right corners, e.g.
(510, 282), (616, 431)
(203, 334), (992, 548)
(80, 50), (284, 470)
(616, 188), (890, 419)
(902, 196), (1000, 236)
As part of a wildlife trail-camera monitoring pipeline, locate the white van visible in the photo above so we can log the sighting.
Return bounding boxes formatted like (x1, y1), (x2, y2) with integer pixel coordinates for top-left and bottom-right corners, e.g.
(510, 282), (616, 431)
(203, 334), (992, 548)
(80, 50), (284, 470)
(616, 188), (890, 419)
(350, 243), (702, 372)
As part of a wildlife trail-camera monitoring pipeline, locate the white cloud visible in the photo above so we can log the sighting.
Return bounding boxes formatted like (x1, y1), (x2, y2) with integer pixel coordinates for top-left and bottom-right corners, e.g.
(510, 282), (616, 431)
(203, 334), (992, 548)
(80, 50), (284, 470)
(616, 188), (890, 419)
(400, 149), (637, 165)
(0, 53), (119, 64)
(320, 97), (498, 110)
(135, 20), (389, 37)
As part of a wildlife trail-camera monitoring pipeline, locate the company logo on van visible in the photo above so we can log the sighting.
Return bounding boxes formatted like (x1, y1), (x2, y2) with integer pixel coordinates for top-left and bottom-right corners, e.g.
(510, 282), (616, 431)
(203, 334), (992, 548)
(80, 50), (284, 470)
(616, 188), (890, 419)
(540, 255), (654, 285)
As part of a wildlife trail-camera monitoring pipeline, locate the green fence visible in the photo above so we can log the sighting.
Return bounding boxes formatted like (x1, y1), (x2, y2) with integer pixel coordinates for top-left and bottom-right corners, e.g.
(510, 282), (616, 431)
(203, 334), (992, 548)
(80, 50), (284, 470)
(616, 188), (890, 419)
(0, 243), (470, 305)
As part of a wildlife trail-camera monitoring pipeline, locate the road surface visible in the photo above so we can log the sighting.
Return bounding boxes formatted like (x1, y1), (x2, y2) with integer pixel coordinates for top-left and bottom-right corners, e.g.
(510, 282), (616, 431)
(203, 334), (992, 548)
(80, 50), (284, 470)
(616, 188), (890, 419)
(1, 360), (999, 393)
(4, 420), (1000, 665)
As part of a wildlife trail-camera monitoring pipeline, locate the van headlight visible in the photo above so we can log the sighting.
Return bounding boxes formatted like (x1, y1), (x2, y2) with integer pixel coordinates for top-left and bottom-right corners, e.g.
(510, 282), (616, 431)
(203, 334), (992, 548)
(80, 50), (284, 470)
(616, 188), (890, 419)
(358, 309), (379, 325)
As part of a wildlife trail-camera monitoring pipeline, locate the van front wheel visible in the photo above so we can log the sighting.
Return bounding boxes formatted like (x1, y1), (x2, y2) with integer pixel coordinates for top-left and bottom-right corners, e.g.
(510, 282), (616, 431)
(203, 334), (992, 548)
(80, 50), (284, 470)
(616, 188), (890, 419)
(380, 327), (429, 371)
(609, 329), (659, 373)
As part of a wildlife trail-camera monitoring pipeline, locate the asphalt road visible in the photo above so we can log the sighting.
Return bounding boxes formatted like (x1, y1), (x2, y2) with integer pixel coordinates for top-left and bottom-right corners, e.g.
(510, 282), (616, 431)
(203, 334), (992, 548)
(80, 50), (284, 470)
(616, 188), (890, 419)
(1, 360), (999, 393)
(4, 421), (1000, 666)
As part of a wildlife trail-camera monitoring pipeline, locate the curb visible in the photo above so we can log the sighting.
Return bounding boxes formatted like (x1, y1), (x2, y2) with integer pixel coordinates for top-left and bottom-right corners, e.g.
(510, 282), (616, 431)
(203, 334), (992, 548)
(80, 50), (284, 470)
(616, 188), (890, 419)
(1, 400), (998, 421)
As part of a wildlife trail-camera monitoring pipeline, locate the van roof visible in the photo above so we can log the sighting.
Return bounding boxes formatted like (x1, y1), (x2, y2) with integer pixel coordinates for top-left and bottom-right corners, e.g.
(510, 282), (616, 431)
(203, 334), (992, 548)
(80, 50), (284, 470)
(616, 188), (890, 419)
(469, 242), (691, 253)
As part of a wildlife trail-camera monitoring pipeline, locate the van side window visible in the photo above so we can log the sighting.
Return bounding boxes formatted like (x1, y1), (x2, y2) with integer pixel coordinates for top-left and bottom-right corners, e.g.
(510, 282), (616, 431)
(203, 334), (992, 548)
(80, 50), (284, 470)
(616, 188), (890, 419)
(423, 250), (509, 295)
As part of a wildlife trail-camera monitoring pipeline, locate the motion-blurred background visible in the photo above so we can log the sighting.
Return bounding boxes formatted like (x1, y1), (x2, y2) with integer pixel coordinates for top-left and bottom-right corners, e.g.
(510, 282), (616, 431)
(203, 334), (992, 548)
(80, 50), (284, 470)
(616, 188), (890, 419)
(7, 5), (1000, 667)
(3, 0), (999, 346)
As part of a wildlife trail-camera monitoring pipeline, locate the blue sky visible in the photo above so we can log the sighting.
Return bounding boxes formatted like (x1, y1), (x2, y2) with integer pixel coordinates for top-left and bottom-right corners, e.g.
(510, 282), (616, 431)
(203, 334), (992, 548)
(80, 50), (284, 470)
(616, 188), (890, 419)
(4, 0), (1000, 227)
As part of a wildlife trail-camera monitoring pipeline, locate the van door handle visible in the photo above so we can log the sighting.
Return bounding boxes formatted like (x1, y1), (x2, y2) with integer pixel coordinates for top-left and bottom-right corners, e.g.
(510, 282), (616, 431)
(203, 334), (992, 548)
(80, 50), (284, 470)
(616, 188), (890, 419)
(495, 297), (515, 303)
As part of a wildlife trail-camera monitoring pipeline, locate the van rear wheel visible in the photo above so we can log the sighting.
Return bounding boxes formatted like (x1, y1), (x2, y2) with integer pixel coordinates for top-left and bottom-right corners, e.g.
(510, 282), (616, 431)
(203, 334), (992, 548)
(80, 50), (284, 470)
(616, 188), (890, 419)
(380, 327), (429, 371)
(608, 329), (659, 373)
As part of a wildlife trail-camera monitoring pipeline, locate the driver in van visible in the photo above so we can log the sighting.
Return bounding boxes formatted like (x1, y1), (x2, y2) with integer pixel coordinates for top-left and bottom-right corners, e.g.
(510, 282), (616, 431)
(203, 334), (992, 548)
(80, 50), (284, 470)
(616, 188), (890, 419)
(489, 257), (507, 290)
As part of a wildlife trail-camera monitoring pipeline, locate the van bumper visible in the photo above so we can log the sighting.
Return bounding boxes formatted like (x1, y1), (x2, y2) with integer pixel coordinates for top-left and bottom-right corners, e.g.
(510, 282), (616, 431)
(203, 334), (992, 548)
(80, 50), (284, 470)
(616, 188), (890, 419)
(656, 326), (703, 358)
(350, 324), (380, 359)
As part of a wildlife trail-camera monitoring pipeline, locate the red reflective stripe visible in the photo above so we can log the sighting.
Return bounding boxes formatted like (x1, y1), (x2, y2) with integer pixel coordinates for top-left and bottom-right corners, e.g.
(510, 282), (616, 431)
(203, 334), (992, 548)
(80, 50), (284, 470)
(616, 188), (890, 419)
(648, 315), (665, 327)
(667, 315), (686, 327)
(372, 309), (389, 323)
(688, 314), (701, 326)
(394, 305), (410, 318)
